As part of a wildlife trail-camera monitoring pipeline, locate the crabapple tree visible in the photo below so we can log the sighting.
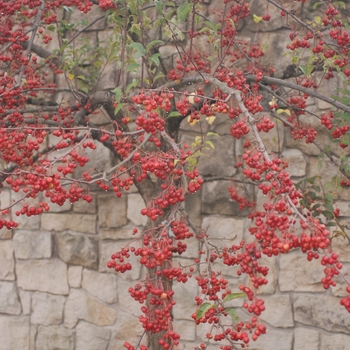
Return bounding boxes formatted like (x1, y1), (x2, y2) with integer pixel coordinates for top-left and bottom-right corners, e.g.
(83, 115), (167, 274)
(1, 0), (350, 349)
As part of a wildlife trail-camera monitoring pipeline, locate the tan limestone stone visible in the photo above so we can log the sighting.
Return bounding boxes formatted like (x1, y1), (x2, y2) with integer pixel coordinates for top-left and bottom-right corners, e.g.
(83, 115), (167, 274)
(294, 328), (319, 350)
(76, 321), (111, 350)
(55, 232), (98, 269)
(0, 240), (15, 280)
(13, 230), (52, 259)
(294, 294), (350, 333)
(173, 320), (196, 341)
(127, 193), (147, 226)
(73, 193), (97, 213)
(248, 328), (293, 350)
(117, 279), (143, 316)
(260, 295), (294, 328)
(68, 265), (82, 288)
(82, 268), (118, 303)
(41, 213), (97, 234)
(0, 315), (30, 349)
(64, 289), (117, 328)
(0, 281), (21, 315)
(172, 277), (198, 320)
(320, 333), (350, 350)
(99, 224), (139, 240)
(36, 325), (73, 350)
(99, 240), (141, 280)
(279, 252), (324, 292)
(109, 312), (144, 350)
(281, 149), (307, 177)
(98, 194), (127, 229)
(19, 289), (31, 315)
(16, 259), (68, 294)
(31, 292), (65, 326)
(12, 192), (40, 230)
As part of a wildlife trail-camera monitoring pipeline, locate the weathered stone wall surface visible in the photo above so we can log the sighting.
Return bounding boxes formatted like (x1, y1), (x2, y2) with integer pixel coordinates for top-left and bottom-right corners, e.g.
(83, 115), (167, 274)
(1, 1), (350, 349)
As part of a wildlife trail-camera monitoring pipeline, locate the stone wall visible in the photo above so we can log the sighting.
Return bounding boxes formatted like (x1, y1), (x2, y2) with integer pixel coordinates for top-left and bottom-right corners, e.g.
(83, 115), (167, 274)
(1, 1), (350, 349)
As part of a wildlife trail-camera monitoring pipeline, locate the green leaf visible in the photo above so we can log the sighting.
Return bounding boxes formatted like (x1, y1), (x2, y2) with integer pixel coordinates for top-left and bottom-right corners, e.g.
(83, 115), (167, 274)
(325, 193), (334, 203)
(168, 111), (181, 118)
(47, 25), (56, 32)
(146, 40), (164, 52)
(204, 140), (215, 149)
(126, 62), (141, 72)
(126, 79), (139, 94)
(114, 102), (125, 115)
(196, 302), (216, 320)
(149, 53), (161, 67)
(224, 307), (239, 322)
(128, 42), (146, 58)
(223, 292), (245, 303)
(177, 0), (192, 22)
(154, 0), (163, 15)
(112, 87), (123, 103)
(322, 210), (334, 220)
(153, 73), (165, 83)
(77, 75), (87, 81)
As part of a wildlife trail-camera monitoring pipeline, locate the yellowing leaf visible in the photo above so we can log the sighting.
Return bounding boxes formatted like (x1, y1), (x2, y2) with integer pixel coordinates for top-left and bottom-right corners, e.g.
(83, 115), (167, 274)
(253, 14), (262, 23)
(206, 116), (216, 125)
(188, 116), (199, 126)
(188, 94), (195, 104)
(276, 108), (291, 116)
(67, 73), (75, 80)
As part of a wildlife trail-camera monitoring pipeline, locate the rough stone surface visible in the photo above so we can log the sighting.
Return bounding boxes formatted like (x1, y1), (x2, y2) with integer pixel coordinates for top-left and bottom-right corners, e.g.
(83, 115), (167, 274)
(172, 277), (198, 320)
(0, 315), (30, 350)
(282, 149), (307, 177)
(19, 289), (31, 315)
(0, 240), (15, 280)
(202, 181), (249, 216)
(173, 320), (196, 341)
(73, 194), (97, 213)
(98, 194), (127, 229)
(82, 269), (118, 303)
(64, 289), (117, 328)
(41, 213), (97, 234)
(294, 294), (350, 334)
(16, 259), (68, 294)
(320, 333), (350, 350)
(279, 252), (324, 292)
(109, 313), (144, 350)
(202, 216), (245, 243)
(0, 281), (21, 315)
(127, 193), (147, 226)
(13, 230), (52, 259)
(248, 328), (293, 350)
(31, 292), (65, 326)
(260, 295), (294, 328)
(117, 279), (143, 316)
(99, 240), (141, 279)
(36, 325), (74, 350)
(55, 232), (98, 269)
(76, 321), (111, 350)
(99, 224), (139, 240)
(68, 265), (82, 288)
(294, 328), (319, 350)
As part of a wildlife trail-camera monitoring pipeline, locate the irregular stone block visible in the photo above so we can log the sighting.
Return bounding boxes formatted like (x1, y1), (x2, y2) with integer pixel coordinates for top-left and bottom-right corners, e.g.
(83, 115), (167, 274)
(281, 149), (306, 177)
(12, 192), (40, 230)
(55, 232), (98, 269)
(41, 213), (97, 234)
(98, 194), (127, 229)
(82, 269), (118, 303)
(202, 216), (245, 243)
(14, 230), (52, 259)
(127, 193), (147, 226)
(19, 289), (31, 315)
(0, 315), (30, 349)
(109, 312), (144, 350)
(76, 321), (111, 350)
(99, 224), (137, 240)
(68, 265), (82, 288)
(173, 319), (196, 341)
(36, 325), (73, 350)
(202, 181), (249, 216)
(0, 281), (21, 315)
(320, 333), (350, 350)
(279, 252), (324, 292)
(172, 277), (198, 320)
(260, 295), (294, 328)
(294, 294), (350, 334)
(248, 328), (293, 350)
(73, 193), (97, 214)
(16, 259), (68, 295)
(64, 289), (117, 328)
(99, 240), (141, 280)
(31, 292), (65, 326)
(294, 328), (319, 350)
(0, 240), (15, 280)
